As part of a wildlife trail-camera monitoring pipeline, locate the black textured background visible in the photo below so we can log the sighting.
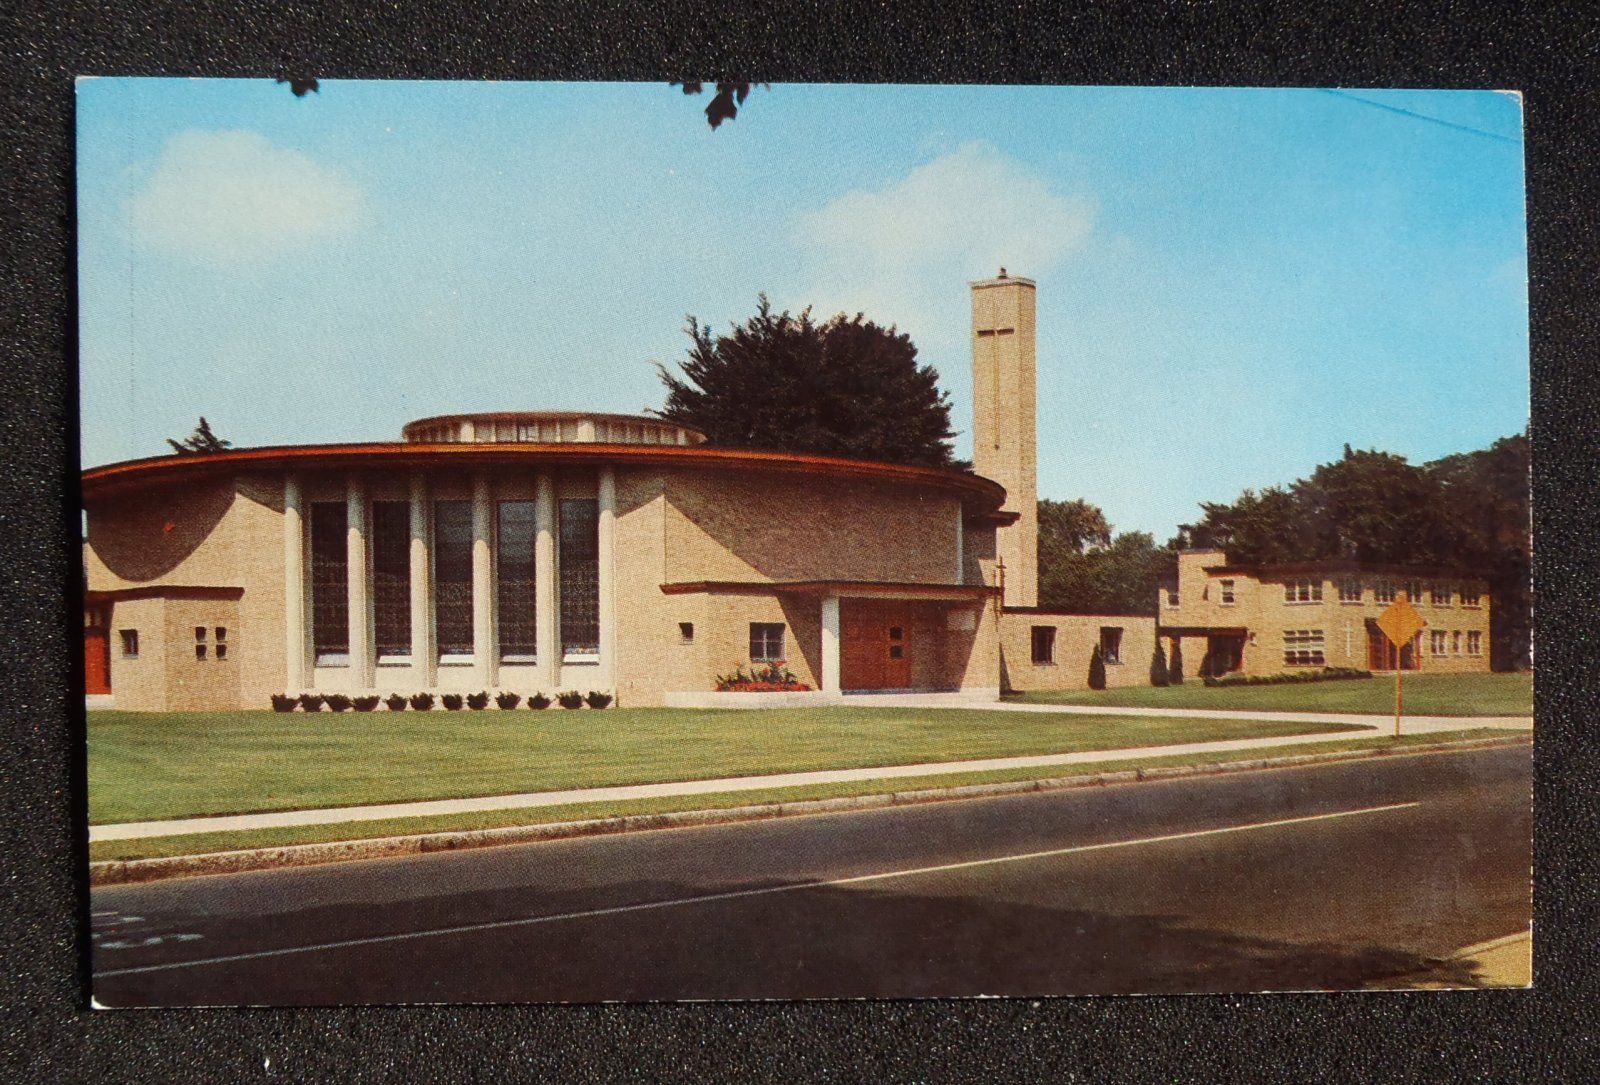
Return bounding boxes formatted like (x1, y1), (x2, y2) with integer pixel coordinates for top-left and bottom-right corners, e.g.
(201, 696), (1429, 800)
(3, 3), (1597, 1080)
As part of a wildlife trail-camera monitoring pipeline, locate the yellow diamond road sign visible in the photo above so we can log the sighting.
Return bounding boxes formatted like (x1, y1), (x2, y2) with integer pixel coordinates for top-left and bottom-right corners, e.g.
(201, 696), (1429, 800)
(1376, 594), (1427, 648)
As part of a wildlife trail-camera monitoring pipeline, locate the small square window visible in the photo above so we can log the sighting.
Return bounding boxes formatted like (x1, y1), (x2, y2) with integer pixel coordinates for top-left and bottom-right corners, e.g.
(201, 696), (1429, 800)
(195, 643), (207, 660)
(1030, 626), (1056, 665)
(888, 644), (904, 659)
(1219, 579), (1236, 605)
(889, 626), (904, 641)
(216, 643), (228, 660)
(118, 629), (139, 658)
(679, 622), (695, 643)
(750, 622), (785, 661)
(194, 626), (207, 642)
(215, 626), (227, 641)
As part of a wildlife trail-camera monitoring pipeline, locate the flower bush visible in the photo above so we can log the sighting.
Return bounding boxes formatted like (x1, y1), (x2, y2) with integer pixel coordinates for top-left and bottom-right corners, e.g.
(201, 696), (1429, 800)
(298, 693), (325, 713)
(527, 692), (552, 710)
(495, 691), (522, 710)
(384, 693), (408, 712)
(584, 690), (613, 709)
(714, 660), (811, 692)
(466, 690), (491, 710)
(326, 693), (353, 712)
(557, 690), (585, 709)
(352, 695), (381, 712)
(408, 692), (435, 711)
(441, 693), (465, 711)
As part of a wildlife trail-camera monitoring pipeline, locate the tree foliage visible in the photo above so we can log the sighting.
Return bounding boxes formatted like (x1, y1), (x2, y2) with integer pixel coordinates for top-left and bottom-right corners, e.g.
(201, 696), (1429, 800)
(1038, 497), (1172, 616)
(1174, 435), (1530, 669)
(1088, 645), (1107, 690)
(673, 82), (762, 128)
(655, 295), (965, 469)
(1149, 641), (1169, 687)
(1168, 638), (1184, 685)
(167, 417), (232, 456)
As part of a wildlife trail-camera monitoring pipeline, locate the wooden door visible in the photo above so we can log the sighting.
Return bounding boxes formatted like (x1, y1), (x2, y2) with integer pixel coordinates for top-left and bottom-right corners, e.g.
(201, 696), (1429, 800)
(1368, 629), (1419, 671)
(84, 624), (111, 695)
(841, 601), (913, 690)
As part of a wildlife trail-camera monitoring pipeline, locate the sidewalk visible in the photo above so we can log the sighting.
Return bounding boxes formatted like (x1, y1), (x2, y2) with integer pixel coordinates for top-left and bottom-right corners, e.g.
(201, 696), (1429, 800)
(88, 719), (1529, 843)
(1388, 929), (1532, 989)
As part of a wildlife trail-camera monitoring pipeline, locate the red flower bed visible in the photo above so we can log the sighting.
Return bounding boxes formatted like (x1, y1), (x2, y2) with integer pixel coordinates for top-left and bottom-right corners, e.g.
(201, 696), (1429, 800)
(718, 680), (812, 692)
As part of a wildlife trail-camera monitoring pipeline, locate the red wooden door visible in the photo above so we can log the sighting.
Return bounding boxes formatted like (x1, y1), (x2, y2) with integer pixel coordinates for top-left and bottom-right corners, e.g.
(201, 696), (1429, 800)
(84, 625), (111, 694)
(841, 602), (913, 690)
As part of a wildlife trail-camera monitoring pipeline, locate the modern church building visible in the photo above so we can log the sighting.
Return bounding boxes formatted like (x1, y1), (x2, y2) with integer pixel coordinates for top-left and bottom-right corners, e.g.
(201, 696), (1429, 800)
(79, 271), (1490, 711)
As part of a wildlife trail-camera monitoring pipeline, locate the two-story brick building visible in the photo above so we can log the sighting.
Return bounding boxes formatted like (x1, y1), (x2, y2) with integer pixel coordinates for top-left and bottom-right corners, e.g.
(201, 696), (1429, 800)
(1158, 549), (1493, 679)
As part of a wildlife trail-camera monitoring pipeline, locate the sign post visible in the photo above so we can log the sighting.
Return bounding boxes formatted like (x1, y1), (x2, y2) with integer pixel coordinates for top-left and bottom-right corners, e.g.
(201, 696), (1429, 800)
(1375, 593), (1427, 739)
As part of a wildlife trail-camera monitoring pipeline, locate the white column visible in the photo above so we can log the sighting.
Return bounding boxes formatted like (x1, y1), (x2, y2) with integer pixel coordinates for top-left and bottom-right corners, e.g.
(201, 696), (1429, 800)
(346, 476), (372, 689)
(283, 474), (307, 691)
(409, 474), (434, 687)
(597, 467), (617, 691)
(821, 594), (842, 694)
(471, 472), (497, 689)
(535, 472), (558, 691)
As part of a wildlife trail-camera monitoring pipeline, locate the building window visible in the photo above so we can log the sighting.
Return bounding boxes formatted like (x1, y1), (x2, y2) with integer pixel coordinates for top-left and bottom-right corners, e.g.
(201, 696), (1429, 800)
(1338, 579), (1362, 603)
(215, 626), (228, 661)
(750, 622), (785, 662)
(1031, 626), (1056, 665)
(1432, 585), (1452, 607)
(559, 499), (600, 656)
(497, 501), (538, 661)
(1284, 578), (1322, 604)
(1219, 579), (1236, 606)
(433, 500), (474, 659)
(1431, 630), (1447, 656)
(1404, 580), (1424, 605)
(1452, 630), (1462, 655)
(1375, 580), (1396, 604)
(1164, 586), (1179, 608)
(310, 502), (349, 664)
(1283, 629), (1325, 666)
(194, 626), (207, 660)
(119, 629), (138, 658)
(1460, 587), (1482, 608)
(1468, 631), (1483, 656)
(1099, 626), (1123, 665)
(678, 622), (695, 643)
(372, 501), (411, 661)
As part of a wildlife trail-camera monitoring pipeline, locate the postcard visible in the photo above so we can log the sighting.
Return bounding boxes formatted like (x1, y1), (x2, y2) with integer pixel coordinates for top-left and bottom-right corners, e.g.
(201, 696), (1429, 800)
(79, 80), (1530, 1004)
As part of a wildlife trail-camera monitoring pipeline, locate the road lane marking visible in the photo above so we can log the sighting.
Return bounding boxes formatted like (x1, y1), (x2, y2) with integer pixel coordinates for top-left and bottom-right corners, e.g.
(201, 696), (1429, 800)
(97, 800), (1420, 978)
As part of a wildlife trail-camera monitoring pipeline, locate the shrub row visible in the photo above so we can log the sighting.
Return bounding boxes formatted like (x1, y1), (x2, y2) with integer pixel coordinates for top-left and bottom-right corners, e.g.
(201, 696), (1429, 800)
(1202, 666), (1373, 688)
(270, 690), (613, 713)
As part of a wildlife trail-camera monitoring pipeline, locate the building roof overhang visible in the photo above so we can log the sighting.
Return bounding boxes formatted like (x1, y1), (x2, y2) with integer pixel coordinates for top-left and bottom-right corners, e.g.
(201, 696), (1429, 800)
(1157, 625), (1250, 637)
(660, 579), (997, 602)
(80, 442), (1009, 514)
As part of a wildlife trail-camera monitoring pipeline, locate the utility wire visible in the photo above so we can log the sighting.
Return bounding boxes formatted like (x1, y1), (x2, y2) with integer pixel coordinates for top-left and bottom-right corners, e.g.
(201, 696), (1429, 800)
(1318, 88), (1521, 146)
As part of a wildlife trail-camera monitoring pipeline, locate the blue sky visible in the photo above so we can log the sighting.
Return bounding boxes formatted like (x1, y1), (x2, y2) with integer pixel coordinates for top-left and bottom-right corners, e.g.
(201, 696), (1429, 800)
(76, 80), (1528, 539)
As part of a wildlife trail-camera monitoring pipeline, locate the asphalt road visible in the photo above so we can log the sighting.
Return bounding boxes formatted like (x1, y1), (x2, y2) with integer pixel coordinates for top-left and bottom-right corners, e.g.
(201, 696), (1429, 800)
(91, 744), (1531, 1004)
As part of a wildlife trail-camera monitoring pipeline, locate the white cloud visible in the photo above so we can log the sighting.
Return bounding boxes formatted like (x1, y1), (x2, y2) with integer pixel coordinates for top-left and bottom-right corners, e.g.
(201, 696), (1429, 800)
(129, 130), (362, 265)
(792, 142), (1094, 339)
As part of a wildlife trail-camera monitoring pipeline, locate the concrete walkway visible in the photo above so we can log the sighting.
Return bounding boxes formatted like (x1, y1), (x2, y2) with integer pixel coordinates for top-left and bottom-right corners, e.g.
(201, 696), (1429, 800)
(896, 698), (1533, 733)
(89, 714), (1530, 842)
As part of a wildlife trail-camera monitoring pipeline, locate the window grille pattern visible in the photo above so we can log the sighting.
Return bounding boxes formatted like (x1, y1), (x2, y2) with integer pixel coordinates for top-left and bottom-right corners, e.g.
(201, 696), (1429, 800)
(560, 499), (599, 655)
(498, 501), (538, 659)
(433, 500), (474, 657)
(1031, 626), (1056, 664)
(749, 622), (785, 661)
(310, 502), (349, 658)
(1283, 629), (1325, 666)
(372, 502), (411, 658)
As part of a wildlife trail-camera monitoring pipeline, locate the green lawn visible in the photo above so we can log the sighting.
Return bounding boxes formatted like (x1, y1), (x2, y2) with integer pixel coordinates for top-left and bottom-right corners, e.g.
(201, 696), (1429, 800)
(88, 727), (1518, 862)
(1005, 672), (1533, 717)
(87, 706), (1369, 825)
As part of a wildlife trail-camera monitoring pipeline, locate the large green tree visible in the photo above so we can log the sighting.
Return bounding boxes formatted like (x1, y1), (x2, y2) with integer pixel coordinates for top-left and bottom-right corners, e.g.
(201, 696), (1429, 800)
(1174, 436), (1530, 669)
(1037, 498), (1172, 616)
(655, 295), (965, 469)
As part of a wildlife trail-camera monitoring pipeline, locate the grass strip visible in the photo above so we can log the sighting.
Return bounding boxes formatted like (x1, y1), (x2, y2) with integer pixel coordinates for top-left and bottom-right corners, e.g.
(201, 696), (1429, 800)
(89, 728), (1517, 863)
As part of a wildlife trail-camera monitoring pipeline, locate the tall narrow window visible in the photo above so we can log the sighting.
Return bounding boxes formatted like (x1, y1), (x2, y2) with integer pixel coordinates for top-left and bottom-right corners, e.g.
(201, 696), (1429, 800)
(1031, 626), (1056, 665)
(1218, 579), (1236, 605)
(1375, 580), (1396, 604)
(559, 498), (599, 656)
(1099, 627), (1123, 665)
(498, 501), (538, 661)
(310, 502), (349, 663)
(433, 500), (474, 659)
(371, 502), (411, 661)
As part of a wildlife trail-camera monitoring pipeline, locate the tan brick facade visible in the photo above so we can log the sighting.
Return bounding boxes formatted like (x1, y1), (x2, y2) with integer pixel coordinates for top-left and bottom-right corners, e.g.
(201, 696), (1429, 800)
(1159, 549), (1493, 679)
(999, 611), (1158, 692)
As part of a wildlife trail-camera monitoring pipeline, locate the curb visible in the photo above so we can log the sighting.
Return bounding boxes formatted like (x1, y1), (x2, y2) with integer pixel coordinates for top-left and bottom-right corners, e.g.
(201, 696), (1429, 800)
(89, 734), (1530, 886)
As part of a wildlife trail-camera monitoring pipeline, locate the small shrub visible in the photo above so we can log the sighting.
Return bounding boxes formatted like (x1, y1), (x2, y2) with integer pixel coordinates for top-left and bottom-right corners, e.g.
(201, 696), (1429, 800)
(271, 693), (297, 713)
(1149, 643), (1169, 688)
(441, 693), (465, 711)
(408, 692), (435, 711)
(326, 693), (353, 712)
(557, 690), (585, 710)
(1088, 645), (1107, 691)
(466, 690), (491, 710)
(527, 692), (552, 710)
(585, 690), (613, 709)
(495, 691), (522, 710)
(714, 660), (811, 692)
(352, 695), (381, 712)
(298, 693), (325, 713)
(384, 693), (408, 712)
